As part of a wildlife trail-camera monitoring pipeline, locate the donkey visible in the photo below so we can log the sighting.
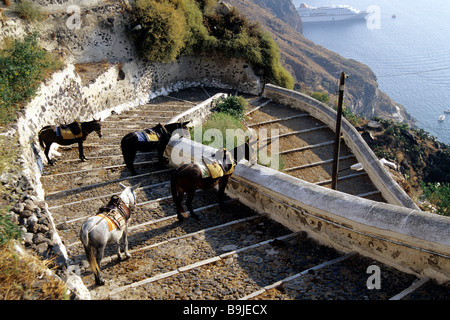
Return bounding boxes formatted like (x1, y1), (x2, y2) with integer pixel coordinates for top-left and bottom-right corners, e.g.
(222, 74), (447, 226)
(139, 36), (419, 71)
(120, 121), (190, 175)
(38, 119), (102, 165)
(79, 183), (139, 286)
(170, 141), (251, 221)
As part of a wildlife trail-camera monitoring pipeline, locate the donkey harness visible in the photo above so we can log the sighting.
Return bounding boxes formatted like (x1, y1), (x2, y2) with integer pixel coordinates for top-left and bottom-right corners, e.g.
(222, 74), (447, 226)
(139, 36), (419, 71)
(95, 196), (132, 231)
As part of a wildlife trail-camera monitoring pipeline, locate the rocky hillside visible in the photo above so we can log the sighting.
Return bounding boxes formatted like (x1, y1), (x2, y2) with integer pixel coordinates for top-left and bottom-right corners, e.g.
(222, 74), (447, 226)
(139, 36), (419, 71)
(227, 0), (414, 124)
(251, 0), (302, 33)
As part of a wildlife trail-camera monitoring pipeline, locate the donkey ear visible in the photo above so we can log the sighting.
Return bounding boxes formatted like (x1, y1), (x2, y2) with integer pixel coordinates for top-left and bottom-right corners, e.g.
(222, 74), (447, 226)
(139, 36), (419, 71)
(119, 183), (127, 190)
(131, 183), (141, 191)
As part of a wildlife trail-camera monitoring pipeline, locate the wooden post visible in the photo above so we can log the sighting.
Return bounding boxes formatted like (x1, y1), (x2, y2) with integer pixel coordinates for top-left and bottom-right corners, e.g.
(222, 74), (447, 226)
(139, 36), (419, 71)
(331, 71), (346, 190)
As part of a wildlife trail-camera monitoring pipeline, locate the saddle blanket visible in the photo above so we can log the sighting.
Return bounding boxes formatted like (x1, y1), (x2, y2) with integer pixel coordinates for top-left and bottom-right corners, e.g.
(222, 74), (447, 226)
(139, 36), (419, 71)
(200, 151), (235, 179)
(136, 130), (159, 142)
(199, 161), (223, 179)
(56, 124), (83, 140)
(97, 210), (127, 231)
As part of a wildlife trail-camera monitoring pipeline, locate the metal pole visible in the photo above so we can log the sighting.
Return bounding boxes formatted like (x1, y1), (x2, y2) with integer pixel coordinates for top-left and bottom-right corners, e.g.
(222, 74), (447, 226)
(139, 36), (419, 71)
(331, 71), (346, 190)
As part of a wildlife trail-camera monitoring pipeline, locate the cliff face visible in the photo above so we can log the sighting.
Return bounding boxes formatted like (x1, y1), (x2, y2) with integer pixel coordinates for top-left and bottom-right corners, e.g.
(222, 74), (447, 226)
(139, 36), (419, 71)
(227, 0), (413, 124)
(251, 0), (302, 33)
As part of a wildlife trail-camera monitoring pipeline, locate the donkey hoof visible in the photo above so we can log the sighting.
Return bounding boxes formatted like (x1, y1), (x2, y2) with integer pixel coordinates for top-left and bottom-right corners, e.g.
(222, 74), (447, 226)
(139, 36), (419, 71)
(177, 212), (188, 222)
(181, 212), (190, 219)
(95, 279), (105, 286)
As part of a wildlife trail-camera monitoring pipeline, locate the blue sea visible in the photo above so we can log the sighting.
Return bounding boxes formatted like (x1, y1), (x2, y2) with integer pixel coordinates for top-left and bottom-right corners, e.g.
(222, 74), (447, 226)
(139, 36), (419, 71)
(292, 0), (450, 145)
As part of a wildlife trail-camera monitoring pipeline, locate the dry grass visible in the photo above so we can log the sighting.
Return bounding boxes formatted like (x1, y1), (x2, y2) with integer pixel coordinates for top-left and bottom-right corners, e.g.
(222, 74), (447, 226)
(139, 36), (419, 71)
(0, 243), (69, 300)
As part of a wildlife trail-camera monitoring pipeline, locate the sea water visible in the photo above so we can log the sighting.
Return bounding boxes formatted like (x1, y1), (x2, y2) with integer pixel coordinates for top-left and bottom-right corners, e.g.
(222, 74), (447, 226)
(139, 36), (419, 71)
(292, 0), (450, 144)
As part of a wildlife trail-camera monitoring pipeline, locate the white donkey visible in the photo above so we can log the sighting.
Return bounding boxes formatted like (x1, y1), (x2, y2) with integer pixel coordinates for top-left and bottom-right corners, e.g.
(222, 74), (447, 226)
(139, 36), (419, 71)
(80, 183), (139, 286)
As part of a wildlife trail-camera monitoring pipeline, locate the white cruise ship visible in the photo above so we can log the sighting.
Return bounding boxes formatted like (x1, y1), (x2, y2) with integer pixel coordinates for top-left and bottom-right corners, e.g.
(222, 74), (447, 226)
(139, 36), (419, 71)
(297, 3), (368, 23)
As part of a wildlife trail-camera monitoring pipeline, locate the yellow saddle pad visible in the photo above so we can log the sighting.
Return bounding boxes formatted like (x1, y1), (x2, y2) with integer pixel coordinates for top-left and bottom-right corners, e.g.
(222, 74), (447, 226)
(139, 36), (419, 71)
(203, 159), (224, 179)
(145, 132), (159, 142)
(60, 127), (83, 140)
(201, 149), (235, 179)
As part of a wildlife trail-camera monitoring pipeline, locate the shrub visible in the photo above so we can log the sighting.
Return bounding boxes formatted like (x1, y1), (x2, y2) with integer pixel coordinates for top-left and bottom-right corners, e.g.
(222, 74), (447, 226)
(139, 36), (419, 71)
(134, 0), (187, 62)
(15, 0), (45, 22)
(420, 182), (449, 216)
(214, 95), (247, 119)
(191, 112), (245, 150)
(204, 9), (294, 89)
(342, 106), (363, 127)
(132, 0), (294, 89)
(0, 33), (63, 125)
(257, 31), (294, 89)
(0, 210), (22, 246)
(311, 91), (329, 104)
(175, 0), (215, 54)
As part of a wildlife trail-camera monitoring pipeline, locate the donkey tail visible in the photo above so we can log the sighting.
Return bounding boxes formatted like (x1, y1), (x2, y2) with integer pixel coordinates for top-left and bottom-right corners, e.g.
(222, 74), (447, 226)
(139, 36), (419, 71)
(38, 132), (45, 149)
(80, 226), (100, 280)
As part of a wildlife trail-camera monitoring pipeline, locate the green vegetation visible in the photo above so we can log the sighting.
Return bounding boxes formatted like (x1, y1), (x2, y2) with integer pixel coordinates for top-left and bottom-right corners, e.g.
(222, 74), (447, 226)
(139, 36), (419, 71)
(132, 0), (294, 88)
(0, 136), (22, 246)
(0, 208), (22, 246)
(0, 205), (22, 246)
(213, 95), (247, 119)
(133, 0), (191, 62)
(420, 183), (449, 216)
(193, 112), (245, 150)
(191, 96), (247, 149)
(0, 33), (64, 125)
(192, 95), (285, 171)
(311, 91), (329, 104)
(341, 106), (363, 127)
(369, 118), (449, 216)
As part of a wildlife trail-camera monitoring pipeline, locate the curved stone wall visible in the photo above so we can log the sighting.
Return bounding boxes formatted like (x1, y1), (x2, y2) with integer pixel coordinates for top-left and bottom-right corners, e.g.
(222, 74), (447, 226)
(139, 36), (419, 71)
(8, 55), (262, 276)
(262, 84), (419, 210)
(163, 92), (449, 285)
(13, 55), (262, 194)
(165, 136), (450, 284)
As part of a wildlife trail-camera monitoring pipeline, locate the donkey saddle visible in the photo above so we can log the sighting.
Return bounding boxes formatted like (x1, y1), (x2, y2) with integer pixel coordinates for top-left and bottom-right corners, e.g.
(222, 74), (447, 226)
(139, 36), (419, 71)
(56, 121), (83, 140)
(200, 148), (235, 179)
(96, 196), (131, 231)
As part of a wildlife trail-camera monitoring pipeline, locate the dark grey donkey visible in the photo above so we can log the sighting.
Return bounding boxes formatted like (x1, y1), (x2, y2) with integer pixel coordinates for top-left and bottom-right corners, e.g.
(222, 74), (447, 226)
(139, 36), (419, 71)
(80, 183), (139, 286)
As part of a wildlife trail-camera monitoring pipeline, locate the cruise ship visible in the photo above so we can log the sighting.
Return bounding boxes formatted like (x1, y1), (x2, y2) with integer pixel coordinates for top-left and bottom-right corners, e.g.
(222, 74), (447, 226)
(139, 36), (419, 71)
(297, 3), (368, 23)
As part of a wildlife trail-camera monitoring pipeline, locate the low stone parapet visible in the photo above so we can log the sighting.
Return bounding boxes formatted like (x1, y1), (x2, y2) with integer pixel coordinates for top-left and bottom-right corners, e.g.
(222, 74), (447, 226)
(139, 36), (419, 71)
(165, 135), (450, 284)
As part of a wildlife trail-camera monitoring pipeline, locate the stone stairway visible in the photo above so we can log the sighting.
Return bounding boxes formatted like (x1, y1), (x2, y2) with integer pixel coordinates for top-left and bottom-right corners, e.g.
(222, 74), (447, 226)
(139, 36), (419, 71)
(245, 98), (386, 202)
(39, 87), (448, 300)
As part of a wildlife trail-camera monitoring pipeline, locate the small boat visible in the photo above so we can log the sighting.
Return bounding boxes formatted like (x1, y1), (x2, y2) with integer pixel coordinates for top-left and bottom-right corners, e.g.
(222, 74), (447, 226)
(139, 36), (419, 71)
(444, 109), (450, 114)
(438, 114), (445, 121)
